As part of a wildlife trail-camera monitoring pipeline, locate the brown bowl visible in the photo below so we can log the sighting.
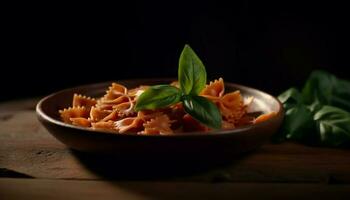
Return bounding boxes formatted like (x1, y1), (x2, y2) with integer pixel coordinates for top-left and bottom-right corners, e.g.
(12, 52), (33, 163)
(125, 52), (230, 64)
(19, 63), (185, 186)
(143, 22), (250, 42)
(36, 79), (284, 159)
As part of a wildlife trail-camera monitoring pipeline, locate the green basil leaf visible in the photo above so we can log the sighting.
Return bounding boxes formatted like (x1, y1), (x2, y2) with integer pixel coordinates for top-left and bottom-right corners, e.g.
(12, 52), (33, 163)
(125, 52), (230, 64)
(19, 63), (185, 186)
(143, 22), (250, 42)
(178, 44), (207, 95)
(278, 87), (303, 110)
(302, 70), (337, 105)
(302, 70), (350, 112)
(134, 85), (181, 111)
(331, 79), (350, 112)
(276, 70), (350, 147)
(183, 95), (221, 129)
(313, 105), (350, 147)
(274, 104), (317, 144)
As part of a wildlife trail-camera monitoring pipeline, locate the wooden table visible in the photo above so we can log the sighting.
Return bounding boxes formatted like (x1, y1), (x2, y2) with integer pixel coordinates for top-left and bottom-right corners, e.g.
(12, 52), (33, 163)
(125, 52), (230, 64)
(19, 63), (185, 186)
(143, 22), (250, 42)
(1, 98), (350, 199)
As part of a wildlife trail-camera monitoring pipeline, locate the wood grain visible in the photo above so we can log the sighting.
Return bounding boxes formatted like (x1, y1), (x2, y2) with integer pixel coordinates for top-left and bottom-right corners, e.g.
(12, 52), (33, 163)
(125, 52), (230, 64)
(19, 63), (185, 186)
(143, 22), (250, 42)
(1, 178), (350, 200)
(1, 99), (350, 183)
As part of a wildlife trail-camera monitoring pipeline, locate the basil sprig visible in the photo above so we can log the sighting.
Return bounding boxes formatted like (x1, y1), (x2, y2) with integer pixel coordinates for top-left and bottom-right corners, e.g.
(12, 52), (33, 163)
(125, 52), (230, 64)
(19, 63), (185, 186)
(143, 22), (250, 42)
(275, 70), (350, 147)
(135, 44), (222, 129)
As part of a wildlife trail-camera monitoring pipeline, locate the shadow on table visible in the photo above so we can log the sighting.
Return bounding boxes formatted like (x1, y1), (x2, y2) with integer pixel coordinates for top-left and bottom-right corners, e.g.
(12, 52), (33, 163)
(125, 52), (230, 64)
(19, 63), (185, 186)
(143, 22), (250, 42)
(71, 150), (250, 181)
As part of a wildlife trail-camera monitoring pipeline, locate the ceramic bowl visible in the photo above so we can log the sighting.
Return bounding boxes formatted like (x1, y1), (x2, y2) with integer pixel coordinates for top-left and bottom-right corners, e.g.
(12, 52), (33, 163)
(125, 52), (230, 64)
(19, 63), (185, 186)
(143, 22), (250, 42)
(36, 79), (284, 159)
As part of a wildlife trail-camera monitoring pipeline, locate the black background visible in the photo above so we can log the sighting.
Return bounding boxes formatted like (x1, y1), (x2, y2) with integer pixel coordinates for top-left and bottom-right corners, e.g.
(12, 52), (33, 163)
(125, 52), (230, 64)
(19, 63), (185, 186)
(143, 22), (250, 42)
(2, 1), (349, 101)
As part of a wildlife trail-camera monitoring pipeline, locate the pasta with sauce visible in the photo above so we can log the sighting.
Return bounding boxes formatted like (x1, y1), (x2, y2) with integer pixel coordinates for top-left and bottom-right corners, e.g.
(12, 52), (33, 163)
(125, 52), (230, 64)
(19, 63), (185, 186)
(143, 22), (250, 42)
(59, 78), (275, 135)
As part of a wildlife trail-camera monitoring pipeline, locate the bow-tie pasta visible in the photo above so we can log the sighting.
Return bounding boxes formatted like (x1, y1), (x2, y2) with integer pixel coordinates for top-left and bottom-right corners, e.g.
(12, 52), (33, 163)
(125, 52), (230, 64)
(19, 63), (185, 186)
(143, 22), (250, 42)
(59, 78), (275, 135)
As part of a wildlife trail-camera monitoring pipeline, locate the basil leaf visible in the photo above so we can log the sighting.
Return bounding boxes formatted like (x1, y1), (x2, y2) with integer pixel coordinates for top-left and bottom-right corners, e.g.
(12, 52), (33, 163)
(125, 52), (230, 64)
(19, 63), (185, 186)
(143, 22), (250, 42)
(314, 106), (350, 147)
(302, 70), (350, 112)
(276, 70), (350, 147)
(183, 95), (221, 129)
(178, 44), (207, 95)
(302, 70), (337, 105)
(278, 87), (303, 110)
(274, 104), (317, 144)
(134, 85), (181, 111)
(331, 79), (350, 112)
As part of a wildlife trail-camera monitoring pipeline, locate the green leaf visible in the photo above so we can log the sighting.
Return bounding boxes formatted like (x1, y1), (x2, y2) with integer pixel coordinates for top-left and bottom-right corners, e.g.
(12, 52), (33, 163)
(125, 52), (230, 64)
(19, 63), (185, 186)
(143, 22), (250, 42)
(302, 70), (350, 112)
(302, 70), (337, 105)
(278, 87), (302, 104)
(274, 104), (317, 144)
(134, 85), (181, 111)
(183, 95), (221, 129)
(275, 70), (350, 147)
(178, 44), (207, 95)
(331, 79), (350, 112)
(278, 87), (303, 110)
(313, 106), (350, 147)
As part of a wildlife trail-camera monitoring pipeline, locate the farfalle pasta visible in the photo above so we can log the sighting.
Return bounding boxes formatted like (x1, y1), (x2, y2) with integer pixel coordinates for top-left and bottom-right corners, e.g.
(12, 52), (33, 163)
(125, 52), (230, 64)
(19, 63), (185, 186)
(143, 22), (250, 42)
(59, 78), (275, 135)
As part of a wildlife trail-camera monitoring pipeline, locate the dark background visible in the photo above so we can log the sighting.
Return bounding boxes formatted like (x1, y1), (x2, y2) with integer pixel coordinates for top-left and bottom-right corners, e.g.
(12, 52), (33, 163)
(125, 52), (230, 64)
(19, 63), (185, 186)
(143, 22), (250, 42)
(2, 1), (349, 101)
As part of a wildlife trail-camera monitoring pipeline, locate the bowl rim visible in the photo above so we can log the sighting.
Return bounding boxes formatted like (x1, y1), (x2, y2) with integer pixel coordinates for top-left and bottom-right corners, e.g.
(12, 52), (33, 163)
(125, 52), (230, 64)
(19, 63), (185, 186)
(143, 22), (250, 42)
(36, 78), (284, 138)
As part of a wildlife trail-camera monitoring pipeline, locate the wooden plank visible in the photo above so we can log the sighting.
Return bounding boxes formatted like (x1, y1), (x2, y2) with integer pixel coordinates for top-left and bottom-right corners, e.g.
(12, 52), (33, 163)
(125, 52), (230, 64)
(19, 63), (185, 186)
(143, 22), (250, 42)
(2, 138), (350, 183)
(1, 99), (350, 183)
(0, 98), (39, 113)
(1, 178), (349, 200)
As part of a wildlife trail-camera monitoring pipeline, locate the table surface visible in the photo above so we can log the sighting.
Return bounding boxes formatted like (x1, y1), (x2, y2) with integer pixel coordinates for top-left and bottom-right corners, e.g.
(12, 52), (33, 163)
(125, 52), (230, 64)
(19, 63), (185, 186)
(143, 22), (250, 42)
(1, 98), (350, 199)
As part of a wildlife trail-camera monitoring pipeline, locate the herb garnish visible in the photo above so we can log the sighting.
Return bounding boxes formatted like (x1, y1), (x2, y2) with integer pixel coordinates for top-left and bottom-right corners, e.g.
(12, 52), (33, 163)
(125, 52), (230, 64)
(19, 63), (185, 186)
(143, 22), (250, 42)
(134, 45), (222, 129)
(275, 70), (350, 147)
